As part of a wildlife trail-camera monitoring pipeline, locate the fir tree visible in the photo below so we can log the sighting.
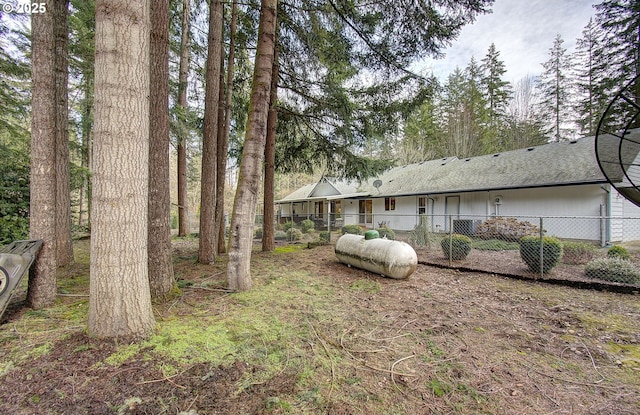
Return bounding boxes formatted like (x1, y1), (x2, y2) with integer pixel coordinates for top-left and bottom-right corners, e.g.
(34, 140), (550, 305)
(481, 43), (512, 151)
(572, 17), (608, 136)
(538, 34), (574, 141)
(594, 0), (640, 129)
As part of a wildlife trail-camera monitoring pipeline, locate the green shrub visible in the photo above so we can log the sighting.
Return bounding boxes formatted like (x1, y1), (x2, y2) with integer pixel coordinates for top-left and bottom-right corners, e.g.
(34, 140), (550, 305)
(519, 236), (563, 274)
(585, 257), (640, 284)
(341, 224), (363, 235)
(607, 245), (630, 261)
(475, 217), (541, 242)
(440, 234), (472, 260)
(409, 222), (438, 247)
(377, 227), (395, 240)
(274, 231), (288, 241)
(286, 228), (303, 241)
(0, 215), (29, 245)
(282, 221), (296, 232)
(253, 228), (263, 239)
(562, 241), (596, 265)
(319, 231), (330, 242)
(301, 219), (315, 233)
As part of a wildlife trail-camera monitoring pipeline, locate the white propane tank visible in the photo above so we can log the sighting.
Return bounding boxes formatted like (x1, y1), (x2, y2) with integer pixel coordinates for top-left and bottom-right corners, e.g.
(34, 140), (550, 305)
(335, 234), (418, 279)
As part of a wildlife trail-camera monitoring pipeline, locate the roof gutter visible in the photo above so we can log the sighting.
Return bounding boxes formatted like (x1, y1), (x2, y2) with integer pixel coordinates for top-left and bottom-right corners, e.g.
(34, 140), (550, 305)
(361, 179), (610, 199)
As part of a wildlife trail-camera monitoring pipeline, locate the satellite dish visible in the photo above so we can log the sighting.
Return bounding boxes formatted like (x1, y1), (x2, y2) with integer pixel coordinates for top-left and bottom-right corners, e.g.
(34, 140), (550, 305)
(373, 179), (382, 191)
(595, 74), (640, 208)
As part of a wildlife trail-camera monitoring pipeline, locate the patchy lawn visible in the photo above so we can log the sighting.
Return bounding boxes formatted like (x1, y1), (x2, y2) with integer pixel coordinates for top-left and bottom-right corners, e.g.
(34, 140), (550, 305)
(0, 238), (638, 414)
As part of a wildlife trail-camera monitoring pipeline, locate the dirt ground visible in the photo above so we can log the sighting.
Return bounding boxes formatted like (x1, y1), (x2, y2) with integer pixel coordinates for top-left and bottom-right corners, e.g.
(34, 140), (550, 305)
(0, 239), (639, 414)
(416, 246), (640, 293)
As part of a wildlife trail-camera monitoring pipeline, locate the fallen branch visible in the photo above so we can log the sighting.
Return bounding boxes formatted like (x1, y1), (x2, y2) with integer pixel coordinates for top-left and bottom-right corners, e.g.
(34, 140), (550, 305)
(391, 355), (416, 391)
(521, 362), (619, 389)
(185, 285), (233, 293)
(136, 368), (189, 390)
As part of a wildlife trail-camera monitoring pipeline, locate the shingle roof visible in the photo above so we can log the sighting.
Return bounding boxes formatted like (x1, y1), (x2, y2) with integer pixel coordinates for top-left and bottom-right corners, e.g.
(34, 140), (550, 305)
(278, 131), (633, 202)
(362, 135), (606, 197)
(276, 178), (365, 203)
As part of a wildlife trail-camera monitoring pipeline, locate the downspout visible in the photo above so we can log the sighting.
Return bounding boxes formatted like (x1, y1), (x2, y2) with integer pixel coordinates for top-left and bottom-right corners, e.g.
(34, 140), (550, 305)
(600, 184), (611, 247)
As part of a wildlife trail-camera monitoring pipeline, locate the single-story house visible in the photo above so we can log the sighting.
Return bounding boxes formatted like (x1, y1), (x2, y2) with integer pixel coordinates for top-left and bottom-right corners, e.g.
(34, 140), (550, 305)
(276, 130), (640, 244)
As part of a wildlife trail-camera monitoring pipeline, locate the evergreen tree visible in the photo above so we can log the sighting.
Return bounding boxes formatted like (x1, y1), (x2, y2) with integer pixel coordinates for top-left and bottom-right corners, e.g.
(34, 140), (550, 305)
(0, 16), (30, 244)
(572, 17), (607, 136)
(399, 77), (446, 163)
(440, 66), (483, 158)
(594, 0), (640, 129)
(463, 57), (487, 155)
(538, 34), (574, 141)
(68, 0), (95, 229)
(269, 0), (493, 181)
(481, 43), (512, 151)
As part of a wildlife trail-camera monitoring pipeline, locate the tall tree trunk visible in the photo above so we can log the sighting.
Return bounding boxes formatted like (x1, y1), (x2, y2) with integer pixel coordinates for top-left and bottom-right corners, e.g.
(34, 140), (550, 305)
(198, 0), (224, 264)
(148, 0), (175, 301)
(78, 82), (92, 227)
(216, 0), (238, 255)
(262, 43), (278, 252)
(226, 0), (278, 291)
(28, 0), (58, 309)
(214, 37), (226, 252)
(177, 0), (191, 237)
(89, 0), (155, 339)
(54, 0), (74, 266)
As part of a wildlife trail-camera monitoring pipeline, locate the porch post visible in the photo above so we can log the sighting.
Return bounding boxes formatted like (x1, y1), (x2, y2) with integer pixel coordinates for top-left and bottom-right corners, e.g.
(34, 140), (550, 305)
(327, 200), (332, 237)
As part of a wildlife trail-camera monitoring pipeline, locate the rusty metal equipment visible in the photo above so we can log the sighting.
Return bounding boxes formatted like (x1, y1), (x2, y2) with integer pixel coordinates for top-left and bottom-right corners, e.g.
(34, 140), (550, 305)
(0, 240), (43, 320)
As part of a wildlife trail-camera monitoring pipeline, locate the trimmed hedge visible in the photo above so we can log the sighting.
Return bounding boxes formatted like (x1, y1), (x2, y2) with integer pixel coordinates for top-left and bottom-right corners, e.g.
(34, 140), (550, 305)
(341, 224), (363, 235)
(377, 227), (395, 240)
(440, 234), (472, 260)
(519, 236), (563, 274)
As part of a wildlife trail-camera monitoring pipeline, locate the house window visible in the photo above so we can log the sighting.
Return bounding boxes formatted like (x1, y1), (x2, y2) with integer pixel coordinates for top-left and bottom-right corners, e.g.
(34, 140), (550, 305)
(385, 197), (396, 211)
(418, 196), (426, 214)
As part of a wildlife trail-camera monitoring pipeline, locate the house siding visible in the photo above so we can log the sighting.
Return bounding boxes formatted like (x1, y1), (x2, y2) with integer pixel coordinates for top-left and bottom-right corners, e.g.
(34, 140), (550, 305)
(610, 189), (640, 242)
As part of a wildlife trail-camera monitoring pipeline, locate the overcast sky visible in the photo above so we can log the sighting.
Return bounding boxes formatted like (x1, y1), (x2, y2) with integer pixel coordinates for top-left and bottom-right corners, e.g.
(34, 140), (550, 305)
(417, 0), (597, 83)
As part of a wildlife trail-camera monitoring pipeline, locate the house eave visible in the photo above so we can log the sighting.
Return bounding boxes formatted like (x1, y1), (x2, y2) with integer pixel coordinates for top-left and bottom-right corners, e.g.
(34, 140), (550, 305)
(369, 179), (610, 198)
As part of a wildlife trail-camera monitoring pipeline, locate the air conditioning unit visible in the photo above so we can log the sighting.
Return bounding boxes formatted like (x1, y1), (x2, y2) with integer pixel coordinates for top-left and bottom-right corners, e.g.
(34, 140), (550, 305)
(494, 196), (503, 205)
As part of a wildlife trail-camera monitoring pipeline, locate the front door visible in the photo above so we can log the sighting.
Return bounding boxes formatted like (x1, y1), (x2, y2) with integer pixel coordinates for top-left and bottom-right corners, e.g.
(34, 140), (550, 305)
(315, 201), (324, 221)
(418, 196), (435, 230)
(359, 199), (373, 226)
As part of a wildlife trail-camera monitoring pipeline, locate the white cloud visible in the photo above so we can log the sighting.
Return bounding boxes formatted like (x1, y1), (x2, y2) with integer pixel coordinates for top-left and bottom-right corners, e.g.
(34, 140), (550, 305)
(417, 0), (596, 83)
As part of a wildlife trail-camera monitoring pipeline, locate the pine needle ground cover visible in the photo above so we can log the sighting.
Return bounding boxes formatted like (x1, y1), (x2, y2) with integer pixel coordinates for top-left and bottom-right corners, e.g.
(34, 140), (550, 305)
(0, 239), (638, 414)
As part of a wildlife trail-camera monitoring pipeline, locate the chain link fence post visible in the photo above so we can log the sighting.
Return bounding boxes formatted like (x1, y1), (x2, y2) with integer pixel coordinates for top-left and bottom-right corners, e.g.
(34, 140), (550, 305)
(539, 217), (544, 279)
(448, 215), (453, 266)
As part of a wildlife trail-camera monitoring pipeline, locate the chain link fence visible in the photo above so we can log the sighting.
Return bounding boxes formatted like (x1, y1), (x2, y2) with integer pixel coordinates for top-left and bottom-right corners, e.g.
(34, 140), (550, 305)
(265, 213), (640, 288)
